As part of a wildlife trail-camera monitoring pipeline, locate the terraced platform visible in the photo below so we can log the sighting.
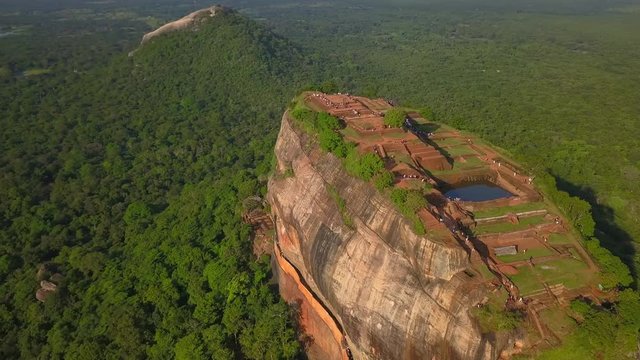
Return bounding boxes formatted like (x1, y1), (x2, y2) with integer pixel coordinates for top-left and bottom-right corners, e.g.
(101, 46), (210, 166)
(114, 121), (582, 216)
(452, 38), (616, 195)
(302, 92), (600, 340)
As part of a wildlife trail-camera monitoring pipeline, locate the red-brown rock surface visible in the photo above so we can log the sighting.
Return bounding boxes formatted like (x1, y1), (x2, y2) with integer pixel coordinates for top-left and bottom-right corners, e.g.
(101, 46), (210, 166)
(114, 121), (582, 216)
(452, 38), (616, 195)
(268, 113), (514, 359)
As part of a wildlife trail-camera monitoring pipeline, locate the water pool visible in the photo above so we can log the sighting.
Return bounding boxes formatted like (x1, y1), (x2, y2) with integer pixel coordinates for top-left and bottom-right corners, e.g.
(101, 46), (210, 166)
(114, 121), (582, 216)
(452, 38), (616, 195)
(444, 182), (512, 202)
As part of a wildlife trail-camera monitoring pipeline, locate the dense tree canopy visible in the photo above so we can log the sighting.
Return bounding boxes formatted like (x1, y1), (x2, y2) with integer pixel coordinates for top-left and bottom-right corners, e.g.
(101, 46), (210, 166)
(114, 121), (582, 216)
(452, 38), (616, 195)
(0, 10), (305, 359)
(1, 1), (640, 359)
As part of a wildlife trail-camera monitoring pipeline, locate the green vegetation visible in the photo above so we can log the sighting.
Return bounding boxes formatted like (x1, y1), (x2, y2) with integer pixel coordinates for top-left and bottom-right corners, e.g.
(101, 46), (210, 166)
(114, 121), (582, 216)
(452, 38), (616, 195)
(373, 170), (394, 191)
(498, 247), (554, 263)
(383, 108), (406, 128)
(0, 10), (303, 359)
(510, 258), (593, 296)
(291, 97), (431, 235)
(328, 186), (354, 228)
(538, 174), (632, 288)
(536, 290), (640, 359)
(473, 202), (547, 219)
(509, 266), (543, 296)
(253, 1), (640, 293)
(538, 307), (577, 338)
(432, 156), (485, 175)
(445, 145), (477, 157)
(548, 233), (573, 245)
(344, 148), (385, 181)
(472, 300), (522, 334)
(2, 0), (640, 356)
(538, 259), (591, 290)
(0, 66), (10, 79)
(475, 262), (497, 280)
(474, 215), (547, 235)
(432, 137), (466, 147)
(585, 238), (633, 289)
(389, 189), (427, 235)
(290, 102), (351, 157)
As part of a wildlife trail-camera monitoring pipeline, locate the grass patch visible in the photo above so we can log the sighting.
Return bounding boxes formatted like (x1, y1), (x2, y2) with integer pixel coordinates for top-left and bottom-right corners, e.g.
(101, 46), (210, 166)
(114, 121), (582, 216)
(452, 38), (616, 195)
(472, 296), (523, 333)
(388, 151), (413, 165)
(498, 247), (554, 263)
(473, 202), (547, 219)
(510, 257), (593, 295)
(339, 126), (364, 141)
(474, 215), (547, 235)
(509, 266), (543, 295)
(539, 307), (577, 338)
(385, 131), (409, 139)
(328, 186), (354, 228)
(445, 145), (477, 157)
(537, 258), (591, 290)
(548, 233), (572, 245)
(433, 137), (465, 147)
(432, 156), (485, 175)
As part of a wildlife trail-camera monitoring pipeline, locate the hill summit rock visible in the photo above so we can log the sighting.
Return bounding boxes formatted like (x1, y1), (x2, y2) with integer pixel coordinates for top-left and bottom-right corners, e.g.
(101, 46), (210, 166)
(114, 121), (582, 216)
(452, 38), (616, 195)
(140, 5), (229, 45)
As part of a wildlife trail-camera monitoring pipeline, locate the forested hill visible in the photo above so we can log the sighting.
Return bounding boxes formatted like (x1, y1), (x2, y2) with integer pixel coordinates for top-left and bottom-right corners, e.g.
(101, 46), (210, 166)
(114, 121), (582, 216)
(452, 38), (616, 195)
(0, 10), (307, 359)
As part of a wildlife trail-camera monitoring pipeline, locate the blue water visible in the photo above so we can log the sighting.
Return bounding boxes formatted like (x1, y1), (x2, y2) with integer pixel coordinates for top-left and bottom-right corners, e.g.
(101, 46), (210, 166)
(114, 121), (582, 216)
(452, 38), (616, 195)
(444, 183), (512, 202)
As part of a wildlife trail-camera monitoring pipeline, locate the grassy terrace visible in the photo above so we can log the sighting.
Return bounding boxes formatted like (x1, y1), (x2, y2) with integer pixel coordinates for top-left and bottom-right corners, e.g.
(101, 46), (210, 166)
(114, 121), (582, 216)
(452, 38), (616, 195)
(539, 307), (577, 339)
(548, 233), (573, 245)
(474, 215), (547, 235)
(473, 202), (547, 219)
(509, 257), (592, 296)
(432, 137), (466, 147)
(497, 247), (554, 263)
(445, 145), (478, 157)
(509, 266), (542, 295)
(538, 258), (592, 290)
(431, 156), (485, 175)
(388, 151), (413, 166)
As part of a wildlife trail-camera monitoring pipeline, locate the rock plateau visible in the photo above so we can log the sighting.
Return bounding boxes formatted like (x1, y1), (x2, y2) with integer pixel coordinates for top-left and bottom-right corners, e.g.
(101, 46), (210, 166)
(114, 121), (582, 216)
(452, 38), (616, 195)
(268, 112), (514, 360)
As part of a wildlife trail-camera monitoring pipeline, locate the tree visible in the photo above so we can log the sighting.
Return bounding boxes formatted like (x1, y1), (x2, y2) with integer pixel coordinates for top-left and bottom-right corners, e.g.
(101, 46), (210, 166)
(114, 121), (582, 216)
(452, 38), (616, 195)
(175, 333), (206, 360)
(344, 149), (384, 181)
(374, 170), (394, 191)
(585, 238), (632, 288)
(384, 109), (406, 128)
(123, 202), (151, 228)
(317, 112), (341, 131)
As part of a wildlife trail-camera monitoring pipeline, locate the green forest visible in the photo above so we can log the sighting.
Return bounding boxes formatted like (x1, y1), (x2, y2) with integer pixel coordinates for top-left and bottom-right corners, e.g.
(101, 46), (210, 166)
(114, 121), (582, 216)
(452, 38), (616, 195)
(1, 0), (640, 359)
(0, 9), (308, 359)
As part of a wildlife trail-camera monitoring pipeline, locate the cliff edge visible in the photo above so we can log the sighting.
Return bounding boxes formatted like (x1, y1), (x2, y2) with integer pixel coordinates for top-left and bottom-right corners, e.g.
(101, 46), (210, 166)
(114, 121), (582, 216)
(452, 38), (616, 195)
(268, 112), (514, 359)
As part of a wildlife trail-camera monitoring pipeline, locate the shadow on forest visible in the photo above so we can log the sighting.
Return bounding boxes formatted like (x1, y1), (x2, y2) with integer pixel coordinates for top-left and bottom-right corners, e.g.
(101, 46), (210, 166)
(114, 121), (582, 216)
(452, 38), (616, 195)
(555, 176), (638, 285)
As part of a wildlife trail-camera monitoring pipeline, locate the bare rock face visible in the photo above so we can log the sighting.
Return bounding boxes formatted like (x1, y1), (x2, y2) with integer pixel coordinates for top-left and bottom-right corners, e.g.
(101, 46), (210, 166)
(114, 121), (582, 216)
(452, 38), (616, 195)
(268, 113), (508, 359)
(36, 280), (58, 302)
(140, 5), (227, 45)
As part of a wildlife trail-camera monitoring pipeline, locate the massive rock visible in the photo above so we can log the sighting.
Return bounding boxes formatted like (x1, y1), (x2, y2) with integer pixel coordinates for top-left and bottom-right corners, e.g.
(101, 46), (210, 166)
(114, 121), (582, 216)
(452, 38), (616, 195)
(268, 113), (512, 359)
(140, 5), (227, 45)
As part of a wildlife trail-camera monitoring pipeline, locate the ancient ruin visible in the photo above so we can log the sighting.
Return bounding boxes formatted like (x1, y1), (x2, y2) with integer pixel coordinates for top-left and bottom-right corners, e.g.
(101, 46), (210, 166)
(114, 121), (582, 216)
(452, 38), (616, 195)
(263, 93), (601, 359)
